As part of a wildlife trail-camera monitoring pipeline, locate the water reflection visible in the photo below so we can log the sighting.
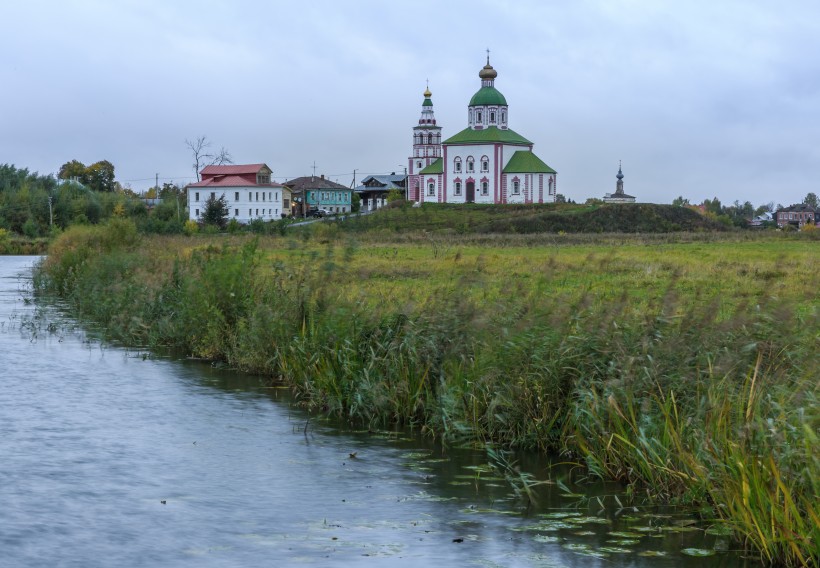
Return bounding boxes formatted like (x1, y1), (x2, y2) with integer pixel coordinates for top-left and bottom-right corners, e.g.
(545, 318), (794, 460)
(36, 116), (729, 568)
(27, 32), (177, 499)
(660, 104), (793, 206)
(0, 256), (754, 567)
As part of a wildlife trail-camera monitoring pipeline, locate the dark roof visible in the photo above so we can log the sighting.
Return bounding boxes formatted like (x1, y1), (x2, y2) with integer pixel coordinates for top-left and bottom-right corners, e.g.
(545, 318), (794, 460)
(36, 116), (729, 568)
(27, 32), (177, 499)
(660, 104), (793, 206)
(777, 203), (816, 213)
(283, 176), (350, 192)
(355, 174), (407, 193)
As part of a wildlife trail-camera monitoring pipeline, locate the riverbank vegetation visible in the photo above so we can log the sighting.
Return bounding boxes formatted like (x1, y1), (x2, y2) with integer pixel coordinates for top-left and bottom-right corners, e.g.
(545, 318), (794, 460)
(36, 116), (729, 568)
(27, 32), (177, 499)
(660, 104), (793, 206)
(35, 219), (818, 565)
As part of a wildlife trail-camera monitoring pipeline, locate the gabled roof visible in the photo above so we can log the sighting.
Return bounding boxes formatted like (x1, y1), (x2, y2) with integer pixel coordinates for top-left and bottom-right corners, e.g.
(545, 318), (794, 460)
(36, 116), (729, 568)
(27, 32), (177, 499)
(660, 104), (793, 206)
(777, 203), (816, 213)
(283, 176), (350, 192)
(187, 163), (281, 188)
(200, 164), (269, 176)
(443, 126), (532, 145)
(355, 174), (407, 193)
(187, 176), (284, 188)
(419, 158), (443, 174)
(502, 151), (557, 174)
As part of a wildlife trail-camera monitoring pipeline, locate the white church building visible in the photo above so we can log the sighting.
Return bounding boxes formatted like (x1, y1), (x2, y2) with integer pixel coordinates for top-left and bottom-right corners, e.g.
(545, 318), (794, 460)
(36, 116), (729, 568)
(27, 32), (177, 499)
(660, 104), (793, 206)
(407, 57), (557, 204)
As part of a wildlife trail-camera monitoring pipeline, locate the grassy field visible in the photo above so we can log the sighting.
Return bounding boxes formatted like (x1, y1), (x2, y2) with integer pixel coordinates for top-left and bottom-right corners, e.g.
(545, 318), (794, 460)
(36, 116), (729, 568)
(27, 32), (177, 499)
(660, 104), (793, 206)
(35, 219), (818, 565)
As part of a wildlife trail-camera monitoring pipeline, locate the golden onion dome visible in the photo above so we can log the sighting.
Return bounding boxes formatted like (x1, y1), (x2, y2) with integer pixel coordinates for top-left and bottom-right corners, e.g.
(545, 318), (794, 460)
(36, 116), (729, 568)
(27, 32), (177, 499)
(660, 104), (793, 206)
(479, 63), (497, 80)
(423, 87), (432, 98)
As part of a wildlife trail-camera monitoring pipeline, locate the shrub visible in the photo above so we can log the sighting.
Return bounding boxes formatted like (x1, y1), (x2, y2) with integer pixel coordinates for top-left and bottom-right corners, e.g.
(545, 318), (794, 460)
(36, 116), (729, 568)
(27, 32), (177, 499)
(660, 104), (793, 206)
(183, 220), (199, 236)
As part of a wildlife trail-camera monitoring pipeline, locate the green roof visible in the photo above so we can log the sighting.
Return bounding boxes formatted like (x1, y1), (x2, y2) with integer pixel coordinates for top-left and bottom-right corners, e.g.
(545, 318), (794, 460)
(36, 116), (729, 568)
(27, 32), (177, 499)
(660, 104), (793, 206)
(419, 158), (443, 174)
(469, 86), (508, 106)
(422, 98), (433, 107)
(443, 126), (532, 145)
(502, 150), (556, 174)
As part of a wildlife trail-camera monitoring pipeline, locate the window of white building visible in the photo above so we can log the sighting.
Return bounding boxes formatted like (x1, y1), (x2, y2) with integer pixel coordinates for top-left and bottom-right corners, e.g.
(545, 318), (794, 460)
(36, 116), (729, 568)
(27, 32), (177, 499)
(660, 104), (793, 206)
(428, 182), (435, 196)
(455, 182), (462, 196)
(512, 180), (520, 194)
(454, 157), (462, 172)
(481, 157), (489, 172)
(466, 157), (474, 173)
(481, 181), (489, 195)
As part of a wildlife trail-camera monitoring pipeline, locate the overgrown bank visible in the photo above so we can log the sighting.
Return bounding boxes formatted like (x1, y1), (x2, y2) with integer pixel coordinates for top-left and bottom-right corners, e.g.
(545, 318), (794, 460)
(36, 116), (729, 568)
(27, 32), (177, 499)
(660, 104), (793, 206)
(35, 220), (818, 566)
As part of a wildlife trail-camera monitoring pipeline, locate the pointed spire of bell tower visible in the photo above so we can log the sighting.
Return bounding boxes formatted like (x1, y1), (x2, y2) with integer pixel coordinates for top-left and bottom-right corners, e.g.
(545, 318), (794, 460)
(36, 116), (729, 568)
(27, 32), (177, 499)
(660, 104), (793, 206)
(409, 82), (442, 201)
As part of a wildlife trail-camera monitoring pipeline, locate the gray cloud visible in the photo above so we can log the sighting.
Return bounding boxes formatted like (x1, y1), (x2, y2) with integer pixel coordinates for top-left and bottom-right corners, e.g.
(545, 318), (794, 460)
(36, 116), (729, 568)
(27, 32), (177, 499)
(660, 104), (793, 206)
(1, 0), (817, 207)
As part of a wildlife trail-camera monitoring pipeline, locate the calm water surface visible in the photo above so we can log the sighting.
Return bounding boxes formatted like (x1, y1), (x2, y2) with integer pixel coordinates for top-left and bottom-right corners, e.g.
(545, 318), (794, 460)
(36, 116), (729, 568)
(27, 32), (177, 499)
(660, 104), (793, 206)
(0, 256), (755, 567)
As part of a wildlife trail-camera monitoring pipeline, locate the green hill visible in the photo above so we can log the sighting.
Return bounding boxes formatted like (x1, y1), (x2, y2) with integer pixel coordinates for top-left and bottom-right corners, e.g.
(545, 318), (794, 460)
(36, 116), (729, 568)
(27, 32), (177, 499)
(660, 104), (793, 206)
(340, 203), (725, 234)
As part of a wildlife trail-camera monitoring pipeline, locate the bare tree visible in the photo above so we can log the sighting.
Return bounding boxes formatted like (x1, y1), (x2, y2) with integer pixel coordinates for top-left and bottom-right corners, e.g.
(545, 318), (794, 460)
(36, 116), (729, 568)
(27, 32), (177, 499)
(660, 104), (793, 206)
(185, 136), (233, 181)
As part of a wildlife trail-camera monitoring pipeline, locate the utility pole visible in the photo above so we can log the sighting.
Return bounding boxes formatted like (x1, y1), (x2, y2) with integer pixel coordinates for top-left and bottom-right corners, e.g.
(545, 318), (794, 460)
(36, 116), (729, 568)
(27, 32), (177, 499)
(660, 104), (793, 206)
(48, 196), (53, 227)
(155, 173), (159, 199)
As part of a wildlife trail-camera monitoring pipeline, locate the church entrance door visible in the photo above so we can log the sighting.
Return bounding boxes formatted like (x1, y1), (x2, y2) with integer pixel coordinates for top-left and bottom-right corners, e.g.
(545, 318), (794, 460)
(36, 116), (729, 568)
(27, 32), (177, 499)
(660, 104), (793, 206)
(466, 181), (475, 203)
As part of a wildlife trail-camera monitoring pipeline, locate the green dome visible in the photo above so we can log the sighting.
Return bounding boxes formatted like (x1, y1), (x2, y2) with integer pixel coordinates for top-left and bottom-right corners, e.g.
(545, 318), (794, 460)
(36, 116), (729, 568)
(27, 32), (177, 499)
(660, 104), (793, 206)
(469, 86), (507, 106)
(422, 98), (433, 107)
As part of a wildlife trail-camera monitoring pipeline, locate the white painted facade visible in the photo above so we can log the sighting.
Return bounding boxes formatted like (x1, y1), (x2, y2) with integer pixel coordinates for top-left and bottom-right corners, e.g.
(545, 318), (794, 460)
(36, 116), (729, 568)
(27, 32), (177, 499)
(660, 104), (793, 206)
(188, 187), (283, 223)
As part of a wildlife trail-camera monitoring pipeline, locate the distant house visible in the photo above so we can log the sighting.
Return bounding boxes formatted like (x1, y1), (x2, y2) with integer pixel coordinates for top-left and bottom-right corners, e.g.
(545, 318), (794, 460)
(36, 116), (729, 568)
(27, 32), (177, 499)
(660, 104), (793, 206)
(354, 173), (407, 211)
(603, 164), (636, 203)
(283, 175), (352, 217)
(187, 164), (285, 223)
(775, 204), (816, 228)
(749, 211), (774, 228)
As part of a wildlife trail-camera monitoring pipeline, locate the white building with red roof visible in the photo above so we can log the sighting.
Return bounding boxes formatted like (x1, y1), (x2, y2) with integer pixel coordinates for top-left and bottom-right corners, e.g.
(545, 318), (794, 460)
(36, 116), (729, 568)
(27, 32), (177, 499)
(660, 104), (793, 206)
(187, 163), (289, 223)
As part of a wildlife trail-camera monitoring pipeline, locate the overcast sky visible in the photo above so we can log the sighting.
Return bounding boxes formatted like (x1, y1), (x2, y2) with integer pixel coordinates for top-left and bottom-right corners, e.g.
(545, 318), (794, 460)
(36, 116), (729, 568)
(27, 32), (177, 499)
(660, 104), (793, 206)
(2, 0), (818, 207)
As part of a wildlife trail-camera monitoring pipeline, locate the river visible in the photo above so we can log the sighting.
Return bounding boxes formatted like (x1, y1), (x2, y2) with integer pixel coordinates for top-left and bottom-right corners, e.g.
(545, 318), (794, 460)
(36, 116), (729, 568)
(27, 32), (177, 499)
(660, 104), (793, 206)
(0, 256), (754, 567)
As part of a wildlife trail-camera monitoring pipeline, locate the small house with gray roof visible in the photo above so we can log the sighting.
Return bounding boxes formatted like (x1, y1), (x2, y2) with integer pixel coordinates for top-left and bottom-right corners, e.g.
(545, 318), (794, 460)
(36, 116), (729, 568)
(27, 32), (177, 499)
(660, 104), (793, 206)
(354, 173), (407, 211)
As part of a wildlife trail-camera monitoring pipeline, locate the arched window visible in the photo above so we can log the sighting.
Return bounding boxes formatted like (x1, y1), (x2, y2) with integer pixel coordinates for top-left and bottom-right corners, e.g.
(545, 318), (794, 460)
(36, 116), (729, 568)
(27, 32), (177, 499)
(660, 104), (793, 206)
(481, 181), (489, 195)
(454, 182), (462, 196)
(427, 133), (433, 144)
(490, 111), (495, 123)
(466, 157), (475, 173)
(481, 156), (489, 172)
(428, 182), (435, 196)
(501, 111), (506, 124)
(477, 111), (483, 123)
(512, 180), (520, 194)
(454, 157), (462, 173)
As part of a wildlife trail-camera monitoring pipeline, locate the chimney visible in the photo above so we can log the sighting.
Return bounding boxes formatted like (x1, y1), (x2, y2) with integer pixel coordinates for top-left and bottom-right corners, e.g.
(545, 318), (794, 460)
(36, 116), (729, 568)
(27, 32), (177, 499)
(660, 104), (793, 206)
(321, 174), (325, 179)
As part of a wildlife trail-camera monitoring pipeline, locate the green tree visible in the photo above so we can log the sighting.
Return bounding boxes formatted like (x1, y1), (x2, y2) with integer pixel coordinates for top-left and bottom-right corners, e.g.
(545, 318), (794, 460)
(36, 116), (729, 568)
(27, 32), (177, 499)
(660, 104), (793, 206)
(85, 160), (116, 192)
(672, 195), (690, 207)
(351, 192), (361, 213)
(555, 193), (567, 204)
(803, 192), (818, 209)
(202, 194), (228, 229)
(58, 160), (86, 181)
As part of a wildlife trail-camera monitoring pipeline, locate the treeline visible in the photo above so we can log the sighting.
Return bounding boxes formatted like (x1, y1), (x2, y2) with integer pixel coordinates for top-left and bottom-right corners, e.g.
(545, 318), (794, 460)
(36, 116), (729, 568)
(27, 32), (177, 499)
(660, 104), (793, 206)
(0, 164), (187, 238)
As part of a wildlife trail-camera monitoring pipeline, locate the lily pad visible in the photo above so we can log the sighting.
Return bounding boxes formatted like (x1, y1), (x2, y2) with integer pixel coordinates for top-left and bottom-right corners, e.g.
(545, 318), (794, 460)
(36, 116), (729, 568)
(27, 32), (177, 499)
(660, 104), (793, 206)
(533, 535), (561, 543)
(598, 546), (632, 553)
(638, 550), (668, 557)
(705, 524), (734, 536)
(568, 516), (611, 525)
(608, 531), (643, 538)
(540, 512), (581, 519)
(681, 548), (716, 557)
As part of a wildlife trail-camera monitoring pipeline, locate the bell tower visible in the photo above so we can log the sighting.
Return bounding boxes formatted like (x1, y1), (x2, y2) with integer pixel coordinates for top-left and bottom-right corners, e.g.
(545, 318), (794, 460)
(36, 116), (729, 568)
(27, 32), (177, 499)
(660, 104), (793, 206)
(408, 85), (442, 201)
